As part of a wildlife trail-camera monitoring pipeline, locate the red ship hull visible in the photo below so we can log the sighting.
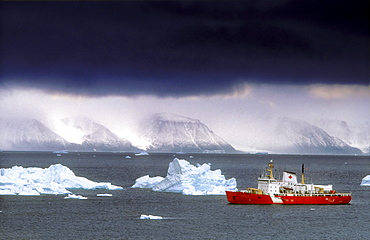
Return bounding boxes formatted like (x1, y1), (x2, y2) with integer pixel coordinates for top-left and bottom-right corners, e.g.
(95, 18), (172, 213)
(226, 191), (352, 205)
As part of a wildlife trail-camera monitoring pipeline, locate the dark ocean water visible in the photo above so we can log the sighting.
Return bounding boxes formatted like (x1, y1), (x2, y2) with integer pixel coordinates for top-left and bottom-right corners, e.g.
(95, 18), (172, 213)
(0, 151), (369, 240)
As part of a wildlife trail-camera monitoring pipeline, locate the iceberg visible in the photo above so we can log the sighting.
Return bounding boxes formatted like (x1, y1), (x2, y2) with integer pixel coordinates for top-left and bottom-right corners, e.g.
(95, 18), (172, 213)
(131, 175), (165, 188)
(132, 158), (237, 195)
(0, 164), (123, 196)
(361, 175), (370, 186)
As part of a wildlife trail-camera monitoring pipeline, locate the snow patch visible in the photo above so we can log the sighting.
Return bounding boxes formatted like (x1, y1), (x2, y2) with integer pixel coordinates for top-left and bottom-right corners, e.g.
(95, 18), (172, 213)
(132, 158), (237, 195)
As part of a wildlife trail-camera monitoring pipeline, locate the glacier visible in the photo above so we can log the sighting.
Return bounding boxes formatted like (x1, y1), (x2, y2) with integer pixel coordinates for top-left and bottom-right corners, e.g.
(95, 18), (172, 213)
(361, 175), (370, 186)
(132, 158), (237, 195)
(0, 164), (123, 195)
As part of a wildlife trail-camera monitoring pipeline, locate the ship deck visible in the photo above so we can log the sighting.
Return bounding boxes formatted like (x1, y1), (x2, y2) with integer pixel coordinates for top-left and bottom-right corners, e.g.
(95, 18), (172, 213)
(238, 190), (351, 197)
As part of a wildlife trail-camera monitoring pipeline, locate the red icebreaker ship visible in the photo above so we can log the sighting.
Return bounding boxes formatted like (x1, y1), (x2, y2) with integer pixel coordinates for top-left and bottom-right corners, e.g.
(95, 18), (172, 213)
(226, 160), (351, 205)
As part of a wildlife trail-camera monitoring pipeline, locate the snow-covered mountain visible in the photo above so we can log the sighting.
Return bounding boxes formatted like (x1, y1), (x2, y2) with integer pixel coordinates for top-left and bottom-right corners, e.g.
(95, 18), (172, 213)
(0, 117), (136, 151)
(313, 119), (369, 154)
(54, 117), (136, 151)
(138, 112), (236, 153)
(0, 115), (366, 154)
(255, 118), (362, 154)
(0, 118), (69, 151)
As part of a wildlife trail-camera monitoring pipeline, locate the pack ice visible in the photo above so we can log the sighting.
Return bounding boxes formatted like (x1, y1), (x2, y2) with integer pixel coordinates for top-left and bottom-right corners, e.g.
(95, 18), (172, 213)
(132, 158), (237, 195)
(361, 175), (370, 186)
(0, 164), (123, 195)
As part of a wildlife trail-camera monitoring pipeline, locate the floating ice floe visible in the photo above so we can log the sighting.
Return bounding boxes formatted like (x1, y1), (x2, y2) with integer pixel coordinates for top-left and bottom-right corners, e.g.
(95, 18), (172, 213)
(64, 194), (87, 199)
(140, 214), (163, 220)
(135, 151), (149, 156)
(53, 150), (69, 154)
(0, 164), (123, 196)
(97, 193), (113, 197)
(132, 158), (237, 195)
(361, 175), (370, 186)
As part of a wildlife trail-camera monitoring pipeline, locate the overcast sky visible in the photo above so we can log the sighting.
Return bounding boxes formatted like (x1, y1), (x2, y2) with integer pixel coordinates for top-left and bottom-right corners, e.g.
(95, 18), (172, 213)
(0, 1), (369, 150)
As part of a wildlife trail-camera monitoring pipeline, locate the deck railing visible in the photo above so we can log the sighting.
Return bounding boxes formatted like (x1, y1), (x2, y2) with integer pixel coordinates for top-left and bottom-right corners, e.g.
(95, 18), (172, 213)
(238, 189), (351, 197)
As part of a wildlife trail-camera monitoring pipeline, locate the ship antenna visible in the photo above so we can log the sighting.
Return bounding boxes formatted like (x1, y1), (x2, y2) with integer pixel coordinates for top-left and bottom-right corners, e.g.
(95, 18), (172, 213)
(301, 163), (305, 184)
(267, 160), (274, 179)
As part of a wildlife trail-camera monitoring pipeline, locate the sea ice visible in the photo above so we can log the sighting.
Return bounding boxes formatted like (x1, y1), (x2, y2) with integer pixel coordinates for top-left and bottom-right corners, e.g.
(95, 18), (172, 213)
(97, 193), (113, 197)
(140, 214), (163, 220)
(53, 150), (69, 154)
(0, 164), (123, 196)
(64, 194), (88, 199)
(135, 151), (149, 156)
(360, 175), (370, 186)
(132, 158), (237, 195)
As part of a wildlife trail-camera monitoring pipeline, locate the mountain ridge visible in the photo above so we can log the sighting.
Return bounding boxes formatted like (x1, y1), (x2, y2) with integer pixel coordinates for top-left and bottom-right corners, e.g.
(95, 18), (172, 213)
(256, 118), (362, 154)
(139, 112), (236, 153)
(0, 117), (136, 152)
(0, 118), (69, 151)
(0, 114), (366, 155)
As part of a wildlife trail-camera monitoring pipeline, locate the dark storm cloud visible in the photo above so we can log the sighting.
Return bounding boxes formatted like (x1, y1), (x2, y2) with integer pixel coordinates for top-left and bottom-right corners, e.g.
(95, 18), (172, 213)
(0, 1), (368, 97)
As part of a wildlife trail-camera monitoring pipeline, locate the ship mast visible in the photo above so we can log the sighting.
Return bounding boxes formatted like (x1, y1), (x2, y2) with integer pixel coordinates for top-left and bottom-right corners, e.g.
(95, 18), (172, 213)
(301, 163), (305, 184)
(267, 160), (274, 179)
